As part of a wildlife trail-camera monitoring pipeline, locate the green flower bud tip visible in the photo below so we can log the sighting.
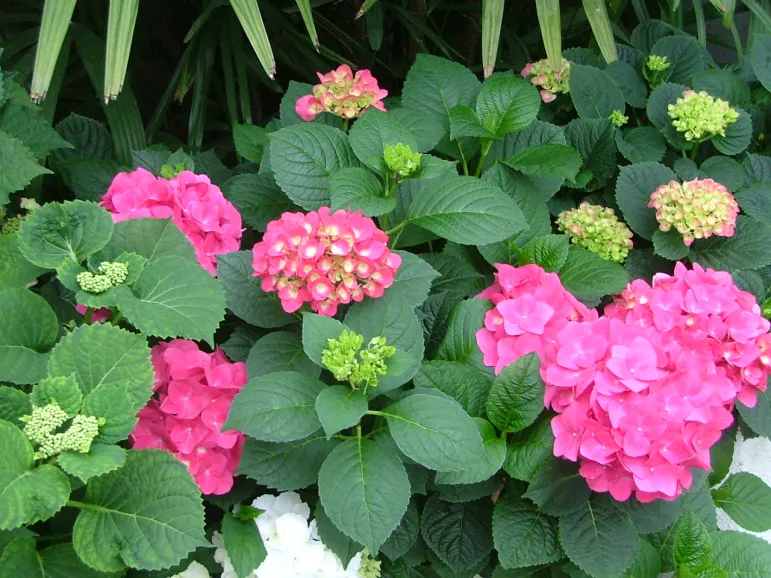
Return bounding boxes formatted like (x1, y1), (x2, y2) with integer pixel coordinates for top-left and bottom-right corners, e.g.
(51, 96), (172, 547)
(762, 297), (771, 320)
(359, 549), (382, 578)
(322, 330), (395, 389)
(646, 55), (670, 72)
(668, 90), (739, 142)
(98, 261), (128, 285)
(77, 261), (129, 294)
(23, 404), (101, 459)
(556, 202), (634, 263)
(609, 110), (628, 127)
(384, 143), (422, 179)
(160, 163), (188, 179)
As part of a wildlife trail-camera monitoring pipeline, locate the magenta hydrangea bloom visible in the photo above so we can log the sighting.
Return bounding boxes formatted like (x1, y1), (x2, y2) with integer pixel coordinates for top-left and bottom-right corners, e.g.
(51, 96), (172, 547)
(475, 264), (597, 375)
(542, 262), (771, 503)
(252, 207), (402, 317)
(101, 168), (243, 275)
(130, 339), (247, 495)
(295, 64), (388, 121)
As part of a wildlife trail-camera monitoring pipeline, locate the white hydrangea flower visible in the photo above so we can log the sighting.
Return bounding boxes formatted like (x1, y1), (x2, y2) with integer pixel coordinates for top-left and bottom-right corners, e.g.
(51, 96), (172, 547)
(171, 560), (211, 578)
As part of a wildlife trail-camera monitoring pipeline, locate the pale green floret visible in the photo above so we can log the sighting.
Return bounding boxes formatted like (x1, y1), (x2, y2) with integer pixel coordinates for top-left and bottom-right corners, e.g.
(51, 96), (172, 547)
(21, 403), (69, 446)
(646, 55), (671, 72)
(384, 143), (422, 179)
(1, 215), (25, 235)
(98, 261), (129, 285)
(160, 163), (188, 179)
(77, 271), (113, 294)
(322, 329), (395, 390)
(557, 202), (634, 263)
(609, 110), (628, 127)
(21, 404), (101, 460)
(359, 549), (382, 578)
(668, 90), (739, 142)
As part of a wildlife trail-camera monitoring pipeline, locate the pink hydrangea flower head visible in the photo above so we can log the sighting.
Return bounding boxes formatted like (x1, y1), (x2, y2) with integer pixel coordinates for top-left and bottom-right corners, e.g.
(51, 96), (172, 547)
(295, 65), (388, 122)
(251, 207), (402, 316)
(475, 264), (596, 376)
(521, 58), (570, 103)
(130, 339), (247, 495)
(541, 262), (771, 502)
(649, 178), (739, 247)
(101, 169), (243, 275)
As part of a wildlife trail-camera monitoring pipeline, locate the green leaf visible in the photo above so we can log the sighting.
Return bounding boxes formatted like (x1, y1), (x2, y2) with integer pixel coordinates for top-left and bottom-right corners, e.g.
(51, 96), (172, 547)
(233, 123), (269, 164)
(693, 69), (752, 108)
(570, 64), (625, 120)
(653, 229), (690, 260)
(217, 251), (293, 329)
(414, 361), (492, 417)
(0, 538), (109, 578)
(237, 433), (340, 491)
(223, 173), (297, 232)
(558, 497), (639, 578)
(476, 75), (541, 137)
(226, 371), (325, 442)
(0, 387), (31, 423)
(485, 353), (545, 433)
(315, 386), (368, 437)
(564, 119), (617, 191)
(330, 167), (395, 216)
(0, 234), (49, 290)
(31, 375), (82, 417)
(449, 105), (492, 140)
(405, 175), (526, 245)
(435, 476), (501, 505)
(493, 490), (562, 569)
(503, 145), (581, 181)
(402, 54), (481, 128)
(434, 418), (505, 485)
(737, 391), (771, 438)
(558, 247), (629, 298)
(647, 82), (692, 149)
(735, 183), (771, 225)
(389, 251), (440, 308)
(55, 113), (114, 161)
(318, 437), (410, 553)
(751, 36), (771, 93)
(221, 325), (264, 363)
(0, 103), (72, 159)
(711, 530), (771, 577)
(48, 322), (153, 425)
(381, 497), (421, 562)
(615, 162), (677, 241)
(690, 216), (771, 272)
(651, 36), (706, 85)
(314, 503), (363, 566)
(93, 218), (197, 265)
(349, 108), (418, 174)
(270, 123), (358, 210)
(522, 235), (570, 272)
(712, 472), (771, 532)
(57, 444), (127, 483)
(422, 252), (485, 300)
(615, 127), (666, 163)
(420, 495), (493, 572)
(344, 292), (424, 395)
(381, 392), (484, 472)
(388, 108), (446, 153)
(247, 331), (319, 379)
(436, 298), (492, 372)
(72, 449), (207, 572)
(503, 416), (554, 482)
(605, 61), (648, 108)
(115, 256), (226, 345)
(713, 109), (753, 156)
(17, 200), (113, 268)
(0, 130), (49, 206)
(221, 512), (267, 578)
(624, 539), (662, 578)
(523, 458), (591, 516)
(0, 289), (58, 385)
(80, 387), (136, 445)
(0, 420), (71, 530)
(700, 156), (745, 192)
(674, 511), (712, 571)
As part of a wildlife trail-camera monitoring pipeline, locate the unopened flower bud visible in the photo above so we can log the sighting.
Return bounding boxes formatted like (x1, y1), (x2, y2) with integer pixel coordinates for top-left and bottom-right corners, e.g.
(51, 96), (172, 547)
(521, 57), (570, 103)
(359, 549), (382, 578)
(77, 271), (113, 294)
(98, 261), (129, 285)
(384, 143), (422, 179)
(646, 55), (671, 73)
(557, 202), (634, 263)
(609, 110), (628, 127)
(322, 330), (395, 389)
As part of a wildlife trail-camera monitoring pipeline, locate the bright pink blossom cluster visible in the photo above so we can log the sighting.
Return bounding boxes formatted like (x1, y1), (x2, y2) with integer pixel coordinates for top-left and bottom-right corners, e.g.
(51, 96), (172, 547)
(252, 207), (402, 316)
(295, 64), (388, 121)
(475, 264), (597, 375)
(541, 263), (771, 502)
(130, 339), (247, 495)
(101, 168), (243, 275)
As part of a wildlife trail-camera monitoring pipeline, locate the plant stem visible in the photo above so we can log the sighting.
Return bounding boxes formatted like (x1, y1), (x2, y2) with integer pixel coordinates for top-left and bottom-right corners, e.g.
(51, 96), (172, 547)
(380, 213), (390, 232)
(110, 311), (124, 326)
(342, 118), (350, 133)
(474, 140), (493, 177)
(84, 306), (94, 325)
(689, 143), (700, 161)
(729, 20), (744, 66)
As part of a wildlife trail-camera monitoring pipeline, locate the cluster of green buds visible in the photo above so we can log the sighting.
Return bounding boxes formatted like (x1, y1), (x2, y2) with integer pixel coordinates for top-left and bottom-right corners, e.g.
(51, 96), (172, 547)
(520, 57), (570, 103)
(1, 197), (41, 235)
(21, 403), (102, 460)
(609, 110), (628, 127)
(384, 143), (422, 180)
(77, 261), (129, 294)
(321, 329), (396, 390)
(359, 549), (382, 578)
(668, 90), (739, 142)
(557, 202), (634, 263)
(643, 55), (671, 88)
(160, 162), (189, 179)
(649, 178), (739, 246)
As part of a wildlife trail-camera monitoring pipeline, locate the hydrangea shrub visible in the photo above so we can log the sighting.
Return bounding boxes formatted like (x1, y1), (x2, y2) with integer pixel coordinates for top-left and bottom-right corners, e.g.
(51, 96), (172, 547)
(3, 27), (771, 578)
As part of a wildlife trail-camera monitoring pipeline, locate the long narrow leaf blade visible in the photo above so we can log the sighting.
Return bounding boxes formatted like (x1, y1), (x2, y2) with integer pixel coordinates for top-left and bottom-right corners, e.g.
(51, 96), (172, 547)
(229, 0), (276, 79)
(582, 0), (618, 62)
(742, 0), (771, 32)
(356, 0), (381, 18)
(535, 0), (562, 67)
(104, 0), (140, 103)
(295, 0), (319, 50)
(30, 0), (77, 103)
(482, 0), (505, 77)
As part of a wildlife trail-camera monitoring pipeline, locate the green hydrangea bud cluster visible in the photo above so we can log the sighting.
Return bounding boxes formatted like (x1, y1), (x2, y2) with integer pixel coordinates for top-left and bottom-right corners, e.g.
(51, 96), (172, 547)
(668, 90), (739, 142)
(359, 549), (382, 578)
(762, 297), (771, 320)
(1, 198), (41, 235)
(646, 55), (671, 73)
(384, 143), (422, 179)
(649, 178), (739, 246)
(522, 58), (571, 102)
(1, 216), (25, 235)
(609, 110), (628, 127)
(77, 261), (129, 294)
(322, 329), (395, 390)
(557, 202), (634, 263)
(21, 404), (102, 460)
(160, 163), (188, 179)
